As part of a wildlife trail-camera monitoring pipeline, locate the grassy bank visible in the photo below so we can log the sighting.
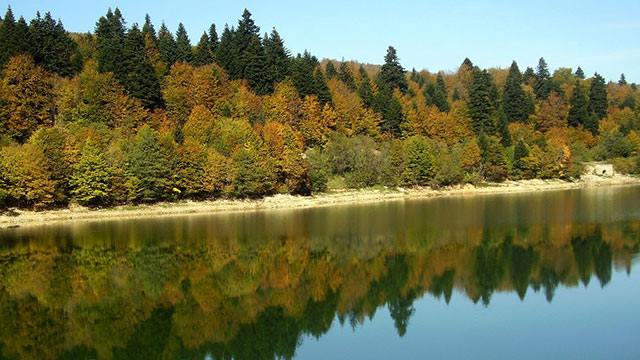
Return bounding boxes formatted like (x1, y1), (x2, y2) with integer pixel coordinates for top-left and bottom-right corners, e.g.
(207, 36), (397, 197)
(1, 174), (639, 229)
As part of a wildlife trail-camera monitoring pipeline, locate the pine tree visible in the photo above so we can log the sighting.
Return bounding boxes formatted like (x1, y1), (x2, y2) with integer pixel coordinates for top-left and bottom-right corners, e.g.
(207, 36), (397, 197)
(263, 28), (290, 85)
(0, 7), (26, 67)
(70, 140), (112, 206)
(575, 66), (585, 79)
(338, 62), (356, 90)
(193, 32), (213, 66)
(141, 14), (157, 43)
(433, 73), (450, 112)
(157, 23), (177, 66)
(497, 109), (511, 147)
(291, 51), (319, 98)
(461, 57), (474, 68)
(313, 67), (332, 104)
(523, 66), (536, 85)
(216, 25), (237, 76)
(208, 23), (218, 57)
(358, 65), (373, 107)
(588, 72), (607, 120)
(618, 73), (627, 85)
(502, 61), (528, 122)
(95, 8), (126, 79)
(175, 23), (193, 63)
(121, 24), (162, 108)
(513, 139), (529, 177)
(377, 46), (407, 93)
(374, 88), (404, 136)
(29, 12), (80, 76)
(244, 36), (270, 94)
(534, 57), (551, 99)
(325, 61), (337, 79)
(568, 80), (588, 128)
(468, 68), (498, 135)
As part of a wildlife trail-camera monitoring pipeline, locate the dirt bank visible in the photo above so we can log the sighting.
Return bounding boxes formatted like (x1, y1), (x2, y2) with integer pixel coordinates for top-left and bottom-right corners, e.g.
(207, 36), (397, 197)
(1, 174), (639, 229)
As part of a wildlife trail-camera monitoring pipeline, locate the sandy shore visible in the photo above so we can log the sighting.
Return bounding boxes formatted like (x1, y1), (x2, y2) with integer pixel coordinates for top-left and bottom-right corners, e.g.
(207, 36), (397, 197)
(1, 174), (639, 229)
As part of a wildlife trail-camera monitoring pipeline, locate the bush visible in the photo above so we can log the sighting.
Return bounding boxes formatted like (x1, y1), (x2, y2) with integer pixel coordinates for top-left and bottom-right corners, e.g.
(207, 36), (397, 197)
(305, 147), (330, 193)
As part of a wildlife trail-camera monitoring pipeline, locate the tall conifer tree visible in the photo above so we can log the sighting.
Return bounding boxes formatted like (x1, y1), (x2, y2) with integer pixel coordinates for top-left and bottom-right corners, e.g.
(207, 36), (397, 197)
(174, 23), (193, 63)
(503, 61), (528, 122)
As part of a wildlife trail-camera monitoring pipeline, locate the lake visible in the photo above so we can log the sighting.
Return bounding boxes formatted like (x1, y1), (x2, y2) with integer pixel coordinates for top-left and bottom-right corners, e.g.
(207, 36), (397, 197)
(1, 186), (640, 359)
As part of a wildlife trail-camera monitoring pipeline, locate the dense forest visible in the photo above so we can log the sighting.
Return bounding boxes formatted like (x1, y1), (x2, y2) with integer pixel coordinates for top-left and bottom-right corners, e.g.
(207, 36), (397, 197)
(0, 6), (639, 209)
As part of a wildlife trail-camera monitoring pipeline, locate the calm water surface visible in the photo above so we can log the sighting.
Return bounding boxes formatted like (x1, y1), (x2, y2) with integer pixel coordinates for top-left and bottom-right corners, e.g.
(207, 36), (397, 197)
(1, 186), (640, 359)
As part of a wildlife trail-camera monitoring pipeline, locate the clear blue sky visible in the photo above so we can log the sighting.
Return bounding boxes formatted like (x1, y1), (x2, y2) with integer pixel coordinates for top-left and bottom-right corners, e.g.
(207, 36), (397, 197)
(3, 0), (639, 82)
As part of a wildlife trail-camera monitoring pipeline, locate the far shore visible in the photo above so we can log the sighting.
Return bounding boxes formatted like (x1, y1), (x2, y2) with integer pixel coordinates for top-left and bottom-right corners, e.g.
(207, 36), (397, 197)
(1, 174), (639, 229)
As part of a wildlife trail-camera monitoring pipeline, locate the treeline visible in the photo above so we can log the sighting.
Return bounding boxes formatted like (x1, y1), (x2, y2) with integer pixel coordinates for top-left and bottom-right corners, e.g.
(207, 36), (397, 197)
(0, 6), (639, 209)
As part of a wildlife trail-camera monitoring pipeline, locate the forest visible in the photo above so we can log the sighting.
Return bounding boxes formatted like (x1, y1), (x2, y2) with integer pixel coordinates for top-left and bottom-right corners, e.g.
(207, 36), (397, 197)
(0, 6), (639, 209)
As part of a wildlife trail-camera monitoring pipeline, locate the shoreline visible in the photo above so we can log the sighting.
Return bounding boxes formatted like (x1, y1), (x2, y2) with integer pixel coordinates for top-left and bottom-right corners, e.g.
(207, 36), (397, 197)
(1, 174), (639, 229)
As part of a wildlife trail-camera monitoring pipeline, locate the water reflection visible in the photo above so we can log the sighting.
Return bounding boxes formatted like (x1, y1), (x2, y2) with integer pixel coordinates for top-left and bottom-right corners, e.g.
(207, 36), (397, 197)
(0, 187), (639, 359)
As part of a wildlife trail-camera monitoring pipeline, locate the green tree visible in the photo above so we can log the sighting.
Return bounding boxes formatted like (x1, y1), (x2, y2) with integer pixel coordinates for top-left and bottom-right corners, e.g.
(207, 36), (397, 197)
(338, 62), (356, 90)
(534, 57), (552, 100)
(358, 65), (373, 107)
(568, 80), (588, 128)
(588, 73), (607, 120)
(193, 32), (213, 66)
(70, 140), (113, 206)
(126, 126), (172, 202)
(122, 25), (162, 108)
(0, 7), (32, 67)
(208, 23), (219, 58)
(325, 61), (337, 79)
(263, 28), (290, 85)
(575, 66), (585, 79)
(95, 8), (126, 78)
(231, 141), (276, 197)
(402, 135), (435, 185)
(29, 11), (80, 76)
(618, 73), (627, 85)
(174, 23), (193, 63)
(243, 36), (270, 94)
(158, 23), (178, 66)
(377, 46), (407, 93)
(141, 14), (157, 42)
(468, 68), (497, 135)
(503, 61), (528, 122)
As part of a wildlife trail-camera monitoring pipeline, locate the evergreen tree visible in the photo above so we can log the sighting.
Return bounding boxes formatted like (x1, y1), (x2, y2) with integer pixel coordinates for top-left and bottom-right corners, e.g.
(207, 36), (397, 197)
(374, 88), (404, 136)
(377, 46), (407, 93)
(263, 28), (290, 85)
(433, 73), (450, 112)
(141, 14), (157, 43)
(313, 67), (332, 104)
(157, 23), (177, 66)
(121, 24), (162, 108)
(568, 80), (588, 128)
(461, 57), (474, 68)
(618, 73), (627, 85)
(208, 23), (219, 57)
(452, 88), (461, 101)
(0, 7), (28, 67)
(358, 65), (373, 108)
(94, 8), (126, 79)
(497, 109), (511, 147)
(174, 23), (193, 63)
(193, 32), (213, 66)
(70, 140), (112, 206)
(502, 61), (528, 122)
(325, 61), (337, 79)
(513, 139), (529, 177)
(468, 68), (498, 135)
(126, 126), (171, 202)
(291, 51), (325, 101)
(534, 57), (551, 99)
(588, 73), (607, 120)
(29, 12), (80, 76)
(575, 66), (585, 79)
(338, 62), (356, 90)
(244, 36), (270, 94)
(523, 66), (536, 84)
(216, 25), (237, 76)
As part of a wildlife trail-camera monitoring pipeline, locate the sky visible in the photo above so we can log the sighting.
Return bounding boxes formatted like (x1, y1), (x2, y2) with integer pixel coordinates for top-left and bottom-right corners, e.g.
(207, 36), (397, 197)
(3, 0), (640, 82)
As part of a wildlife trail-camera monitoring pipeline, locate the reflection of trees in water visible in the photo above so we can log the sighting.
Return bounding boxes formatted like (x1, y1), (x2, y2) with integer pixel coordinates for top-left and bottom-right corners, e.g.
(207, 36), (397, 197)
(0, 222), (636, 359)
